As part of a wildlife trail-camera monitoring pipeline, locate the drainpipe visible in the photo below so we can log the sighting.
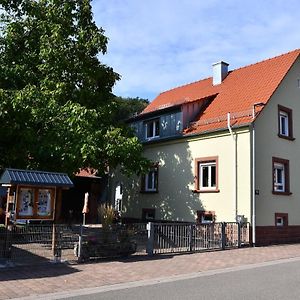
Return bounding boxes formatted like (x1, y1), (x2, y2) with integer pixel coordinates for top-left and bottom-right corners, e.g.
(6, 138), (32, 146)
(251, 102), (265, 247)
(251, 122), (256, 246)
(227, 113), (238, 221)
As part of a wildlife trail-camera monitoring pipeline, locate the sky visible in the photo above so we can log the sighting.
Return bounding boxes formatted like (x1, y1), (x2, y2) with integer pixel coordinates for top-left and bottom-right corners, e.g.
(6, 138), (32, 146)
(92, 0), (300, 101)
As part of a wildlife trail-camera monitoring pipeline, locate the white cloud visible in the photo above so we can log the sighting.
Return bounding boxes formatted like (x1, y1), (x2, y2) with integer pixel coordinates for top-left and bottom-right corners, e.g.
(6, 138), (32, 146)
(92, 0), (300, 100)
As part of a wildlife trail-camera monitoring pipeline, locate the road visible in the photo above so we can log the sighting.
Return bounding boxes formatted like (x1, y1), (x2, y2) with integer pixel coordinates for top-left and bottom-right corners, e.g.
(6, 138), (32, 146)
(63, 258), (300, 300)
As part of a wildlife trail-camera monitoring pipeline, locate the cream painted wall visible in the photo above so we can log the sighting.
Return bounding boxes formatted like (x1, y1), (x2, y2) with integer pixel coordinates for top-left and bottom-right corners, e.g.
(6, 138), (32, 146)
(117, 128), (252, 223)
(255, 57), (300, 226)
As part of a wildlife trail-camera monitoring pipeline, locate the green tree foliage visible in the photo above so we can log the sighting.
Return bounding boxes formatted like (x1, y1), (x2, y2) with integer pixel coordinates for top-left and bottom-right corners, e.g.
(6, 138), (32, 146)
(0, 0), (149, 176)
(112, 97), (149, 124)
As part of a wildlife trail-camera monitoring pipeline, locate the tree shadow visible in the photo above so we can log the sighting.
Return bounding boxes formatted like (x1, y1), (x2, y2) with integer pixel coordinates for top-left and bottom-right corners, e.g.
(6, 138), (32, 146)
(120, 140), (206, 222)
(0, 260), (79, 281)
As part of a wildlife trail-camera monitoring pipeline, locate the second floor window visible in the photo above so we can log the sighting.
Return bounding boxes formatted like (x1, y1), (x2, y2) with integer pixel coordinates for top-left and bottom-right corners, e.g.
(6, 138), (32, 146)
(146, 119), (160, 139)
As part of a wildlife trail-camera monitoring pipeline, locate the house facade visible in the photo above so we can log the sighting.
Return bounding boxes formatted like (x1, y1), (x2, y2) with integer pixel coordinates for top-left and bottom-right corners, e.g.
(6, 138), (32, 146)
(114, 49), (300, 245)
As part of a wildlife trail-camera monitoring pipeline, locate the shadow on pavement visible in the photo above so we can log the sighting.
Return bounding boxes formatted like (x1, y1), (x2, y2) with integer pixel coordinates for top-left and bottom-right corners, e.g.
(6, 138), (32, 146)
(0, 263), (79, 282)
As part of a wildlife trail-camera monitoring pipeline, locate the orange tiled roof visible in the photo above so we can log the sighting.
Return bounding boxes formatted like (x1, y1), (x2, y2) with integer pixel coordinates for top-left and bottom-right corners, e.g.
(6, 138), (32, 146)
(142, 49), (300, 134)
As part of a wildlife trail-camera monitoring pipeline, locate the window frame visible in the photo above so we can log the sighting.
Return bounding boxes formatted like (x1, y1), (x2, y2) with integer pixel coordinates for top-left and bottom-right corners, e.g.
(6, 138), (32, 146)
(194, 157), (219, 193)
(197, 210), (215, 224)
(278, 105), (294, 141)
(145, 118), (160, 140)
(142, 208), (156, 221)
(272, 157), (291, 195)
(141, 165), (159, 193)
(275, 213), (288, 227)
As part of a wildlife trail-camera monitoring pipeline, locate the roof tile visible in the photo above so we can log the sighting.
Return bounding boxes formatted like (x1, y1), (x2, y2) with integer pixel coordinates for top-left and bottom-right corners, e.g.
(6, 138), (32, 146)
(142, 49), (300, 134)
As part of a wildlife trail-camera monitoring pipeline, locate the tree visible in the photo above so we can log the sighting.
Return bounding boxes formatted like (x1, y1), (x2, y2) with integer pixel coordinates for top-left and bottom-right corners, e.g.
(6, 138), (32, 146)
(0, 0), (149, 176)
(112, 97), (149, 124)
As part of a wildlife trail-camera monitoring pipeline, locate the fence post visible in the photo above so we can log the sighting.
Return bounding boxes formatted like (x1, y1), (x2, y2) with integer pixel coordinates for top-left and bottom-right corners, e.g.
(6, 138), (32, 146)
(221, 222), (226, 250)
(146, 222), (154, 256)
(78, 224), (83, 262)
(238, 223), (241, 248)
(189, 224), (193, 252)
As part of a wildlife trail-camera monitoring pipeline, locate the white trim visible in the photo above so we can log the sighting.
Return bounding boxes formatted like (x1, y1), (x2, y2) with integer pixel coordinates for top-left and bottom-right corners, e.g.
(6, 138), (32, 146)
(279, 110), (289, 136)
(274, 162), (285, 192)
(199, 162), (216, 190)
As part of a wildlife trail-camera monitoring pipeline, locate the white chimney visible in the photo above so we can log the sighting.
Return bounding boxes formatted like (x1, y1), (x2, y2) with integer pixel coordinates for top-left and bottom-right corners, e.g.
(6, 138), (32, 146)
(212, 61), (229, 85)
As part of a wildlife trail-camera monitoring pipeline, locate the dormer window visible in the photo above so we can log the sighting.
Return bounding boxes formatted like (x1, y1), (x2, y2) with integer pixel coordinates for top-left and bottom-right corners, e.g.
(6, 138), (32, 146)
(146, 119), (160, 139)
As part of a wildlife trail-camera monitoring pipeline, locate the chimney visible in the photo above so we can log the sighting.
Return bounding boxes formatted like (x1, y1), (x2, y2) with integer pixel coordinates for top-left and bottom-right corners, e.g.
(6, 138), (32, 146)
(212, 61), (229, 85)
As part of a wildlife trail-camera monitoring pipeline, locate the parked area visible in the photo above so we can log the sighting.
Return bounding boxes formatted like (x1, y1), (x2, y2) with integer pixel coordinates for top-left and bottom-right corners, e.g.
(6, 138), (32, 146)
(0, 222), (249, 267)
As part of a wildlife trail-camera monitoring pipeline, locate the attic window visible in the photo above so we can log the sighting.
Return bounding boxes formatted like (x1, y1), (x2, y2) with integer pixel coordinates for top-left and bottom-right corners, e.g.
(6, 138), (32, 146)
(278, 105), (294, 140)
(145, 119), (160, 139)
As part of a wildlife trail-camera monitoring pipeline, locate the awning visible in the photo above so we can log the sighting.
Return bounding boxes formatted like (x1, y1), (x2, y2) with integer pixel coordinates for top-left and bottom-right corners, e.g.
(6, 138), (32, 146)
(0, 168), (74, 188)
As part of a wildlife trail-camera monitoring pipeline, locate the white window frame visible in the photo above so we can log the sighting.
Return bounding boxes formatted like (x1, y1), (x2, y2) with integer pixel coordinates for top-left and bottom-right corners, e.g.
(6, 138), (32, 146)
(279, 111), (289, 137)
(199, 162), (216, 190)
(145, 119), (160, 139)
(276, 216), (284, 227)
(274, 162), (285, 192)
(201, 214), (214, 224)
(145, 169), (158, 192)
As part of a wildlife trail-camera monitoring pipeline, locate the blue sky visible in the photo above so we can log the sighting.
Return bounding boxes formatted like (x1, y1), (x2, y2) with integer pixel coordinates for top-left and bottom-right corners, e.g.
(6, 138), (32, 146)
(92, 0), (300, 101)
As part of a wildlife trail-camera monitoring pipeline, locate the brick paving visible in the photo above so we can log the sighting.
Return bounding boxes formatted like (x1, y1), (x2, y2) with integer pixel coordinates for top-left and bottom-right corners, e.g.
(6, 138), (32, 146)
(1, 244), (300, 299)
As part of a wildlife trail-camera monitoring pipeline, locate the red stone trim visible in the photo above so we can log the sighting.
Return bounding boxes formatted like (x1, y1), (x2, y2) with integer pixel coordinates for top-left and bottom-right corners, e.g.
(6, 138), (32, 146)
(275, 212), (288, 227)
(256, 225), (300, 245)
(194, 156), (219, 192)
(278, 104), (294, 140)
(272, 157), (290, 194)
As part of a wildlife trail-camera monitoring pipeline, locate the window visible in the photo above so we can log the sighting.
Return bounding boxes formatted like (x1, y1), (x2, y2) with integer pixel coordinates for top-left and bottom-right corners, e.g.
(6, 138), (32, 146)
(145, 119), (160, 139)
(197, 211), (215, 224)
(278, 105), (294, 140)
(142, 208), (155, 221)
(194, 157), (219, 192)
(141, 166), (159, 192)
(275, 213), (288, 227)
(272, 157), (291, 195)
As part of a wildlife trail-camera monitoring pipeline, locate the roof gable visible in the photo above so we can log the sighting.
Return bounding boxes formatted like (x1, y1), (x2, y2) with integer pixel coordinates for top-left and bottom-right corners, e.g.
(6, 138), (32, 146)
(142, 49), (300, 134)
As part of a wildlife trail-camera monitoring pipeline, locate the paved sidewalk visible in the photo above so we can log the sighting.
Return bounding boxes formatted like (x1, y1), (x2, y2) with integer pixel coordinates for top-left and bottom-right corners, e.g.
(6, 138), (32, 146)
(1, 244), (300, 300)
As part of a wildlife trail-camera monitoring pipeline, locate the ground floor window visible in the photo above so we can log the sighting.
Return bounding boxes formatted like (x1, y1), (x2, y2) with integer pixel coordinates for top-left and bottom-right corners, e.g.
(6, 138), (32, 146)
(142, 208), (155, 221)
(194, 157), (219, 192)
(275, 213), (288, 227)
(272, 157), (290, 195)
(197, 210), (215, 224)
(141, 165), (159, 193)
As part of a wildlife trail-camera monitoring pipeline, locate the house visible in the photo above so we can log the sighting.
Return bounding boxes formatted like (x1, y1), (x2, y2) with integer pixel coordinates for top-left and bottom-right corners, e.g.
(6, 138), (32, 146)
(114, 49), (300, 245)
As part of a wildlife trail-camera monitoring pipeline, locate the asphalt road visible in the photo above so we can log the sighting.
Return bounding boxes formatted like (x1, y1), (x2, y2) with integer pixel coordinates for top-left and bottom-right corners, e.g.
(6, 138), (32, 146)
(63, 258), (300, 300)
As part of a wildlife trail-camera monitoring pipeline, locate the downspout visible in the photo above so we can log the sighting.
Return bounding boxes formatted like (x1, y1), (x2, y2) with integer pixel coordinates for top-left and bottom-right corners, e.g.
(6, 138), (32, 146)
(251, 102), (264, 247)
(227, 113), (238, 221)
(251, 121), (256, 246)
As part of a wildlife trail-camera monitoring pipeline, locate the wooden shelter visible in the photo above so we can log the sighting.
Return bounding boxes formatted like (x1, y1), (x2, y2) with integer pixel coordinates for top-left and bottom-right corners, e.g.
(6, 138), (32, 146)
(0, 168), (73, 225)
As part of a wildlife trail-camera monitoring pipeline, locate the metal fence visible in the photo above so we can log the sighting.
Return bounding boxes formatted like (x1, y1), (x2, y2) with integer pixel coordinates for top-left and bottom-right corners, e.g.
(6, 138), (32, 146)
(0, 224), (79, 266)
(0, 222), (250, 266)
(147, 222), (250, 255)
